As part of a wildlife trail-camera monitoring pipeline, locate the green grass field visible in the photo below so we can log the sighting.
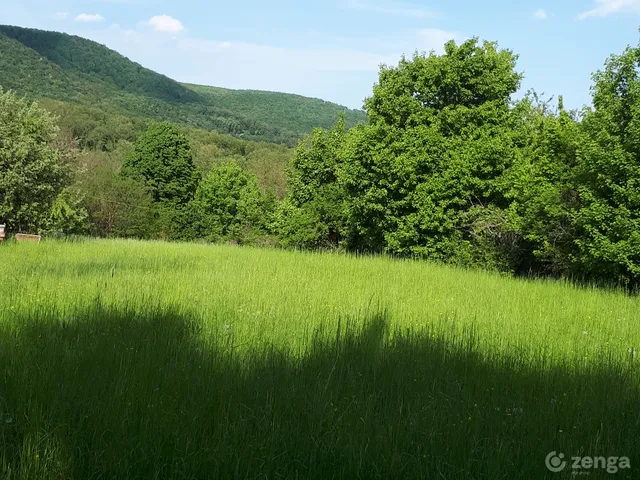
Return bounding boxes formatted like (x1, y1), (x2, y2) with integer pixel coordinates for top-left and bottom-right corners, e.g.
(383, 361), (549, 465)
(1, 239), (638, 479)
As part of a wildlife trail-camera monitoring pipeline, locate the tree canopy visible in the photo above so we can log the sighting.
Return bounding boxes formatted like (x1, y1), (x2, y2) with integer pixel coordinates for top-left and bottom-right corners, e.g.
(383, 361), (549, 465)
(192, 161), (272, 243)
(283, 36), (640, 287)
(0, 88), (69, 233)
(339, 38), (526, 268)
(122, 122), (200, 206)
(571, 43), (640, 284)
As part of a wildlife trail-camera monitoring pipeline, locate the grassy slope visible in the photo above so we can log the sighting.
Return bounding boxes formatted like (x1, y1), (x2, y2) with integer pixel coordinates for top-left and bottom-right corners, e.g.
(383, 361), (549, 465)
(1, 239), (638, 479)
(0, 25), (366, 145)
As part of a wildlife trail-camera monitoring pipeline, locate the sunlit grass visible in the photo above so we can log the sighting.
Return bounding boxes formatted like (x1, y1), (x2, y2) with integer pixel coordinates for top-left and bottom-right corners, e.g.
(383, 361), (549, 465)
(4, 239), (639, 360)
(0, 238), (638, 478)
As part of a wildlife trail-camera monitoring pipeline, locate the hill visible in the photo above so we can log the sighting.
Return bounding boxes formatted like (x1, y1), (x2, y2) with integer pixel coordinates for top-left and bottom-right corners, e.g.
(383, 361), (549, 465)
(0, 25), (367, 145)
(185, 84), (368, 139)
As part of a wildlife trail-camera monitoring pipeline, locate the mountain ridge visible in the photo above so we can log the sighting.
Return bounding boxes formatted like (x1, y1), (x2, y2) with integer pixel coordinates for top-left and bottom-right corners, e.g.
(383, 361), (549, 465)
(0, 25), (367, 145)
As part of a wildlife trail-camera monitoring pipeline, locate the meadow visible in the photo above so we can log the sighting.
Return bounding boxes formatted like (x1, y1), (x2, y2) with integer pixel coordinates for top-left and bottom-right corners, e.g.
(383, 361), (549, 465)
(0, 239), (638, 479)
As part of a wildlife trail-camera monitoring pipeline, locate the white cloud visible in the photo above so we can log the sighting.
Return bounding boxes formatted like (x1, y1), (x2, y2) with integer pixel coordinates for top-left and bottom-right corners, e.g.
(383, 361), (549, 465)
(75, 13), (105, 23)
(147, 15), (185, 34)
(533, 8), (548, 19)
(343, 0), (435, 18)
(578, 0), (640, 20)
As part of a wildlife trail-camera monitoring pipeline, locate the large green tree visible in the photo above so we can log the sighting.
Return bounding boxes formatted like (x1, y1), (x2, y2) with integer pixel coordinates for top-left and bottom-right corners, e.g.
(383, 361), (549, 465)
(570, 42), (640, 286)
(0, 88), (70, 233)
(341, 38), (526, 268)
(191, 161), (271, 243)
(502, 94), (582, 277)
(278, 117), (348, 249)
(122, 122), (200, 206)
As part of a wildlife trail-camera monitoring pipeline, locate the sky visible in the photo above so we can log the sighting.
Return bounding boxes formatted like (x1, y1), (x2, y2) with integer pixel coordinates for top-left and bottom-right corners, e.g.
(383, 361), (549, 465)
(2, 0), (640, 110)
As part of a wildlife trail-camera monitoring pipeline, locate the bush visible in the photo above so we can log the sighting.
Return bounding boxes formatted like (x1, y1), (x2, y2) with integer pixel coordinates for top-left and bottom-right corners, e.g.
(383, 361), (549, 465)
(191, 161), (271, 244)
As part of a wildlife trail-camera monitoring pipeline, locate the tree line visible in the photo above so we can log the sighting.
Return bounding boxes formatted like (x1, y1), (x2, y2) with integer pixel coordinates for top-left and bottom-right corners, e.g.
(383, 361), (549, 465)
(1, 36), (639, 288)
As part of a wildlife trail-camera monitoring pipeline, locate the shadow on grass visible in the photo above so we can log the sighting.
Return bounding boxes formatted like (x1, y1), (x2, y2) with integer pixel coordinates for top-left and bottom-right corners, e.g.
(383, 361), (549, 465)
(0, 305), (637, 479)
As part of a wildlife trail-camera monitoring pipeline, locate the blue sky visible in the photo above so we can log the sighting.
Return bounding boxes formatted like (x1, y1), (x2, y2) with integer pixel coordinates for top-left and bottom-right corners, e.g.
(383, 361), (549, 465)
(2, 0), (640, 109)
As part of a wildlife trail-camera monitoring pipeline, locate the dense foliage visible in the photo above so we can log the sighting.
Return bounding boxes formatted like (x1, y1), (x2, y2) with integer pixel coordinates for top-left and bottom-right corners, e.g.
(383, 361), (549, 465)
(190, 161), (275, 243)
(572, 47), (640, 285)
(0, 88), (70, 232)
(0, 25), (366, 146)
(343, 40), (525, 268)
(122, 122), (200, 206)
(276, 117), (348, 250)
(283, 37), (640, 288)
(187, 84), (368, 142)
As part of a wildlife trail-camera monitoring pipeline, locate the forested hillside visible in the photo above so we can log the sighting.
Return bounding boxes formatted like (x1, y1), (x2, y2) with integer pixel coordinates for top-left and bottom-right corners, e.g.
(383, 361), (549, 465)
(185, 84), (368, 141)
(0, 25), (199, 103)
(0, 25), (366, 145)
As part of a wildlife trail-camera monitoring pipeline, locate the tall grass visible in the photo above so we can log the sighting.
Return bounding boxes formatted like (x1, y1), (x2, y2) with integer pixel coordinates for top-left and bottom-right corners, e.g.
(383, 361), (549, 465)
(0, 239), (638, 478)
